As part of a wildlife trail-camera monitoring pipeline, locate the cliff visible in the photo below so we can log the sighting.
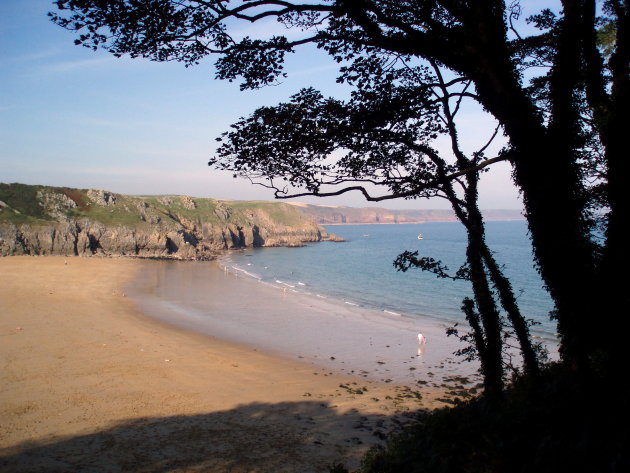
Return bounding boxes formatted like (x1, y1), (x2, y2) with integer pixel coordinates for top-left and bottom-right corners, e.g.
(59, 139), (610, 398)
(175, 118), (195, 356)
(0, 183), (324, 259)
(290, 203), (524, 224)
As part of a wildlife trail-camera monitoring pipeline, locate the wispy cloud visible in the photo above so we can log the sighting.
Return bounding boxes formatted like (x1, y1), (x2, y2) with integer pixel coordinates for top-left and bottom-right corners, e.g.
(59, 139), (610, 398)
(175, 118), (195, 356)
(40, 56), (118, 73)
(4, 47), (63, 64)
(0, 160), (210, 183)
(78, 117), (130, 128)
(67, 164), (208, 179)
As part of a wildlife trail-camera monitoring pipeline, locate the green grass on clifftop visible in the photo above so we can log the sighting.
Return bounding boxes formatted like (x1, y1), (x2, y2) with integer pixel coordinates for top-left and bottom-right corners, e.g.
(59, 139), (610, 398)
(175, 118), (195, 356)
(0, 183), (316, 229)
(0, 183), (53, 222)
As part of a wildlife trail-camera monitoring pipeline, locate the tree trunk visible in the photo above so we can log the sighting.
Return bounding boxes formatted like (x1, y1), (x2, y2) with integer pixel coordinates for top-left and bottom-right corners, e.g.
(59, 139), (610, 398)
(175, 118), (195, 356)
(465, 5), (601, 370)
(463, 182), (505, 397)
(597, 2), (630, 371)
(481, 244), (541, 378)
(466, 230), (504, 397)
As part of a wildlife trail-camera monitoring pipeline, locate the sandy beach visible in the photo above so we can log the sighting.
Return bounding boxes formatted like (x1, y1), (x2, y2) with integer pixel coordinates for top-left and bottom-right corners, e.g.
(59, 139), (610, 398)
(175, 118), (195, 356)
(129, 258), (481, 386)
(0, 256), (471, 473)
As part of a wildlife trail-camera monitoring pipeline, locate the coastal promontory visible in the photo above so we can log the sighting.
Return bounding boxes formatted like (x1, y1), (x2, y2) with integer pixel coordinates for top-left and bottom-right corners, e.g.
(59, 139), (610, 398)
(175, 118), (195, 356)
(0, 183), (324, 259)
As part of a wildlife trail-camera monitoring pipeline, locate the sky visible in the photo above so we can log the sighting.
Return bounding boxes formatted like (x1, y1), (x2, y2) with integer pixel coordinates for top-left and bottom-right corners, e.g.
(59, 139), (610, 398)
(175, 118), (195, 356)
(0, 0), (537, 210)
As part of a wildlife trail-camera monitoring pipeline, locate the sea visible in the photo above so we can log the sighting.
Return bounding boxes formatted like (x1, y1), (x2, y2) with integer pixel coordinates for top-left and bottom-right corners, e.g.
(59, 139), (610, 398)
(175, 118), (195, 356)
(128, 220), (557, 384)
(226, 221), (556, 339)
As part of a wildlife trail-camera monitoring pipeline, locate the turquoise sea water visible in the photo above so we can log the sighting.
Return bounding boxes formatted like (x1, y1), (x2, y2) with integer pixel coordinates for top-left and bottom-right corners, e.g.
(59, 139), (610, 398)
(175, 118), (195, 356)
(224, 220), (556, 340)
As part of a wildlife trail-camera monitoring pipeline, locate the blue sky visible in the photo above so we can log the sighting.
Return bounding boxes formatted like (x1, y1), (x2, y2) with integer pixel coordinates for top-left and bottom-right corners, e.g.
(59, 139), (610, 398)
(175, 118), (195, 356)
(0, 0), (537, 210)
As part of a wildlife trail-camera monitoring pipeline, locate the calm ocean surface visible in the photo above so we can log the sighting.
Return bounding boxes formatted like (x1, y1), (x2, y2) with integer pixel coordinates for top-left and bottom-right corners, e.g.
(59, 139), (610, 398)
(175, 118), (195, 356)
(225, 220), (556, 340)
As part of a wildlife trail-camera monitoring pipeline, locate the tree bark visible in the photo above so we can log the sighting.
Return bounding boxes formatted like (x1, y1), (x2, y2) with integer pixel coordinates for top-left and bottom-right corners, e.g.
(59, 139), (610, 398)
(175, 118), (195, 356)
(481, 245), (541, 378)
(462, 2), (601, 370)
(462, 179), (505, 397)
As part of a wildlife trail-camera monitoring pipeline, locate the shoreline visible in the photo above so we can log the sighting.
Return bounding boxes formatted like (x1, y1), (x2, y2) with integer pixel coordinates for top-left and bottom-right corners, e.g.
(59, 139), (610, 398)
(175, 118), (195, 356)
(0, 256), (468, 472)
(128, 257), (482, 386)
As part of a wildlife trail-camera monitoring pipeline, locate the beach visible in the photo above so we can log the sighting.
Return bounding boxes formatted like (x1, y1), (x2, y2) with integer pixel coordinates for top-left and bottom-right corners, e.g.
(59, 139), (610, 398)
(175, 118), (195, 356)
(0, 256), (471, 473)
(129, 258), (481, 386)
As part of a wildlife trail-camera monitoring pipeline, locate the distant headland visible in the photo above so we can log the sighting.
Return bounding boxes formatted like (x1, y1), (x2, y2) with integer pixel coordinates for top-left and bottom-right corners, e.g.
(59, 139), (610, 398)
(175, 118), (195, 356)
(289, 202), (524, 225)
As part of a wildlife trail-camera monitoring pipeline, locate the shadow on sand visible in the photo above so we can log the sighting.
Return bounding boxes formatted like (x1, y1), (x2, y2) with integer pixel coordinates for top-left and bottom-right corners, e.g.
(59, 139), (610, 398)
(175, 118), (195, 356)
(0, 400), (414, 473)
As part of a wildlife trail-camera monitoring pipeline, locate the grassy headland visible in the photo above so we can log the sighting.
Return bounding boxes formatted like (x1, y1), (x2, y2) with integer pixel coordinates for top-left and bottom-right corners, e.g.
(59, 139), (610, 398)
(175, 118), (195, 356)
(0, 183), (324, 258)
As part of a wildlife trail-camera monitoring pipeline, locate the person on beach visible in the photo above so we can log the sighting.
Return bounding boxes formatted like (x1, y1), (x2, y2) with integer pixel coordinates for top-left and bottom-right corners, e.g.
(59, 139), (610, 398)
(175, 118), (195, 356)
(417, 333), (427, 357)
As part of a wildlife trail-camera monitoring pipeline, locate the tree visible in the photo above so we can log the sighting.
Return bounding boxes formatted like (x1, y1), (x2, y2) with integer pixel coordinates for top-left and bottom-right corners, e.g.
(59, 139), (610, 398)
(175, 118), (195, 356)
(50, 0), (629, 379)
(211, 55), (544, 395)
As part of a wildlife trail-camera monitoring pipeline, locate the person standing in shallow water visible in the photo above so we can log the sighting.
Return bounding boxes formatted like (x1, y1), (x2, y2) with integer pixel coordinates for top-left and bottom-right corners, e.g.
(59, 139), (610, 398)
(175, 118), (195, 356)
(417, 333), (427, 357)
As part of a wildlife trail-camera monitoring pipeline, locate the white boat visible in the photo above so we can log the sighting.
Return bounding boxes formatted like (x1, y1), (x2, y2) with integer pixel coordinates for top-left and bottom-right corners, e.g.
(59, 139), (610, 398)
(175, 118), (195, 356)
(417, 234), (424, 240)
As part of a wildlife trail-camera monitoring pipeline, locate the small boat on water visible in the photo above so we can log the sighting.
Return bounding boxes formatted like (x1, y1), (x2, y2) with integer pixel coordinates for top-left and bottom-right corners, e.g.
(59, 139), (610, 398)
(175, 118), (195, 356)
(417, 234), (424, 240)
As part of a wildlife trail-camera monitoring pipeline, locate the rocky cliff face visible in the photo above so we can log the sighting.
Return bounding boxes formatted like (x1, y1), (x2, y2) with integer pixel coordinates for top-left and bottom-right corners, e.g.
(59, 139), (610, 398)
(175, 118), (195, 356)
(0, 184), (323, 259)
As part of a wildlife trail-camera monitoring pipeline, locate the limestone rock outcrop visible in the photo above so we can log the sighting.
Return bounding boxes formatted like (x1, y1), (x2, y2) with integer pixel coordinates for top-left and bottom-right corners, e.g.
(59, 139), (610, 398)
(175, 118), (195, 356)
(0, 183), (323, 259)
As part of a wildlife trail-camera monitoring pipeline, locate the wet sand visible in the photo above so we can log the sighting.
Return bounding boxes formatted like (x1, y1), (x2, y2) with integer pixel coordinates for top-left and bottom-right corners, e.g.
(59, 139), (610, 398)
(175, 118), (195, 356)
(128, 259), (480, 385)
(0, 256), (475, 473)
